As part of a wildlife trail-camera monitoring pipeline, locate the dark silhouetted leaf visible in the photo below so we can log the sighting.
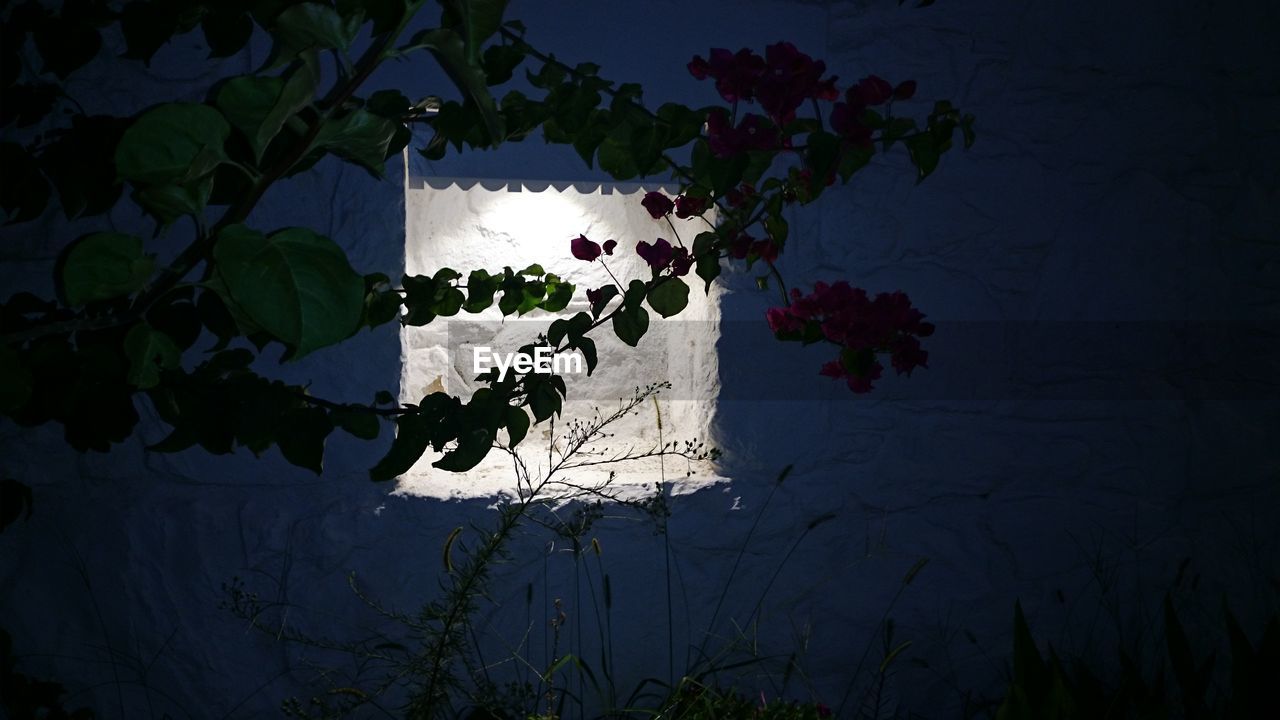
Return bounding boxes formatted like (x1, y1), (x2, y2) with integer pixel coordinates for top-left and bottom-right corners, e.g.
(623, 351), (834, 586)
(212, 225), (364, 358)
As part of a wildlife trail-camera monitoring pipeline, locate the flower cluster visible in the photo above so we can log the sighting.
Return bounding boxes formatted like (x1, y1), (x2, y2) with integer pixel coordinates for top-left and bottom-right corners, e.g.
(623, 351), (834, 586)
(830, 74), (916, 148)
(570, 229), (692, 277)
(637, 238), (692, 275)
(688, 42), (837, 158)
(570, 234), (616, 262)
(688, 42), (837, 124)
(641, 190), (708, 220)
(766, 282), (934, 393)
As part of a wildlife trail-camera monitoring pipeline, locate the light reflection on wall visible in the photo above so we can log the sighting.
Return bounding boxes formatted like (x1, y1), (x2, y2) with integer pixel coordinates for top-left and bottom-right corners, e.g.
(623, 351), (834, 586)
(399, 178), (724, 501)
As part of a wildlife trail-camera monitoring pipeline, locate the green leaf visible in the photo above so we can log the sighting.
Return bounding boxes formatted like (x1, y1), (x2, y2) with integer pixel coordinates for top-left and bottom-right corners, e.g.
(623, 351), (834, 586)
(589, 284), (618, 318)
(527, 377), (562, 422)
(213, 225), (364, 358)
(124, 323), (181, 389)
(115, 103), (230, 185)
(119, 1), (179, 65)
(315, 108), (401, 176)
(34, 13), (101, 79)
(433, 427), (494, 471)
(575, 337), (597, 375)
(270, 2), (360, 66)
(216, 56), (319, 160)
(596, 137), (638, 180)
(516, 281), (545, 315)
(464, 269), (497, 312)
(805, 131), (840, 193)
(275, 406), (334, 474)
(408, 27), (504, 143)
(0, 344), (33, 415)
(132, 174), (214, 225)
(370, 412), (430, 481)
(540, 279), (574, 313)
(0, 478), (34, 532)
(363, 273), (402, 328)
(37, 115), (128, 220)
(838, 145), (873, 183)
(442, 0), (509, 65)
(612, 304), (649, 347)
(61, 232), (156, 306)
(202, 8), (255, 58)
(646, 277), (689, 318)
(1011, 602), (1048, 704)
(763, 201), (789, 248)
(0, 143), (50, 224)
(504, 405), (529, 446)
(905, 133), (941, 182)
(333, 405), (381, 440)
(693, 232), (721, 292)
(366, 89), (410, 118)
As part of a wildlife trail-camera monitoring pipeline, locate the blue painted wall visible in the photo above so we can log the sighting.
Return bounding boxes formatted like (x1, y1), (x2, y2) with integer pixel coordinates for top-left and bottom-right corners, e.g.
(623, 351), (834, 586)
(2, 1), (1277, 717)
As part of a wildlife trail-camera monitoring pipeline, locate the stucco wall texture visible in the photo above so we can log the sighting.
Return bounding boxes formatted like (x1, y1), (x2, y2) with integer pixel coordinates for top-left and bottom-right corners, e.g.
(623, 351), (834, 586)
(2, 1), (1277, 718)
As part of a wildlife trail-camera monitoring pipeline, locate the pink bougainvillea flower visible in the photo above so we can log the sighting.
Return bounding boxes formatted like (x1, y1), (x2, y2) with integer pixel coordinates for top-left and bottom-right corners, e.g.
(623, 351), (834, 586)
(893, 79), (917, 101)
(766, 307), (803, 334)
(636, 237), (674, 270)
(772, 282), (932, 394)
(706, 109), (779, 158)
(687, 55), (711, 80)
(830, 102), (873, 148)
(674, 194), (708, 219)
(890, 334), (929, 375)
(693, 47), (766, 103)
(571, 234), (601, 262)
(669, 247), (693, 276)
(603, 239), (617, 255)
(728, 232), (753, 259)
(756, 41), (838, 124)
(641, 191), (675, 219)
(850, 75), (893, 106)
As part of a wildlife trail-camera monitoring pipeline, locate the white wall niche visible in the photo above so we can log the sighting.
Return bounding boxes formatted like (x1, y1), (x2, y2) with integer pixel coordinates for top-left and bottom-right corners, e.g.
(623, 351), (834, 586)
(399, 177), (725, 500)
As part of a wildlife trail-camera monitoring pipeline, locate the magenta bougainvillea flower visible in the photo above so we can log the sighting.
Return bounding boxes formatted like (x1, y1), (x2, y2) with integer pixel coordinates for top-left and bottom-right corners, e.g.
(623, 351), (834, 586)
(770, 282), (934, 393)
(674, 195), (708, 219)
(689, 43), (838, 126)
(706, 109), (779, 158)
(636, 238), (674, 270)
(756, 41), (838, 124)
(602, 239), (617, 255)
(571, 235), (602, 262)
(687, 47), (765, 103)
(641, 191), (675, 219)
